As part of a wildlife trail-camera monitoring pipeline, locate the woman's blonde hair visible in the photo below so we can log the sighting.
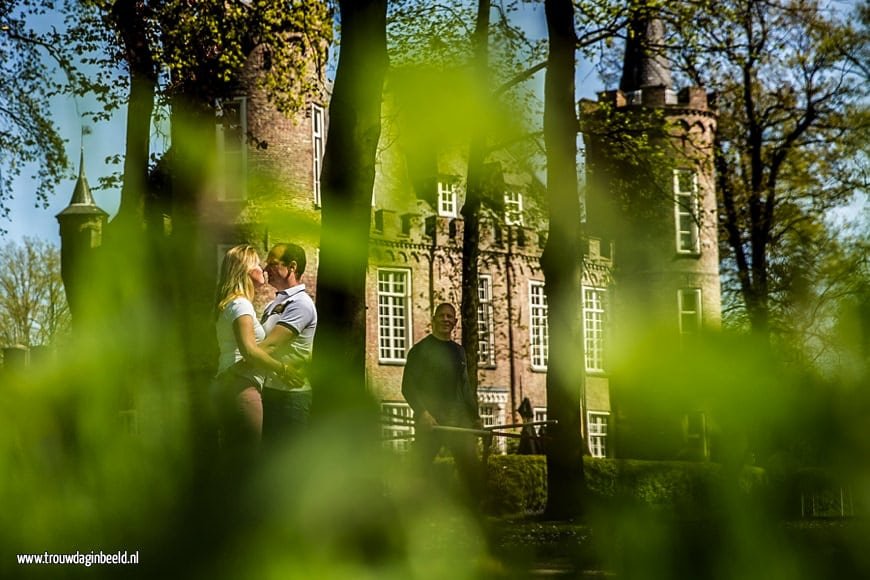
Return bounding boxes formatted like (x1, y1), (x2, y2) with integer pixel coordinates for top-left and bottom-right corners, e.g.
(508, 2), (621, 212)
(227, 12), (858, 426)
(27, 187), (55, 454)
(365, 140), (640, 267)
(215, 244), (261, 314)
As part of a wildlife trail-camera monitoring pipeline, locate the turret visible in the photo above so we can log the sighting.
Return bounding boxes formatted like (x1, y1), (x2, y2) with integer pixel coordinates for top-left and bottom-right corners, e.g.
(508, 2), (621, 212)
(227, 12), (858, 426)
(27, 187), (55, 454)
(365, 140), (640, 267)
(56, 150), (108, 320)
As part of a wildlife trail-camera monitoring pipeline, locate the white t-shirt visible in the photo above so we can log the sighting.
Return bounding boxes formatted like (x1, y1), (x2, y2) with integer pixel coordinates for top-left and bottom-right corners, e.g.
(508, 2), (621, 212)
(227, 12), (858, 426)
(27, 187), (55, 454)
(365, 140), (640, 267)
(216, 297), (266, 380)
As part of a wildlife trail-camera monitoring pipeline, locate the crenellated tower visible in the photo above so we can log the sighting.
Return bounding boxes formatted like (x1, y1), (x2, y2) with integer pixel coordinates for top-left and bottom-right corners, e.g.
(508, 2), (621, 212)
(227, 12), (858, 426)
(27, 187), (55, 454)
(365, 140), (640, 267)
(581, 8), (721, 459)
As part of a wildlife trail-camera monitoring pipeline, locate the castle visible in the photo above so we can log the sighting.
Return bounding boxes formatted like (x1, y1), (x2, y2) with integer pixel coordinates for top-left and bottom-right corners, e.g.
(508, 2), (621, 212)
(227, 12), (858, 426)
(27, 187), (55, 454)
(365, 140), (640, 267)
(59, 15), (721, 460)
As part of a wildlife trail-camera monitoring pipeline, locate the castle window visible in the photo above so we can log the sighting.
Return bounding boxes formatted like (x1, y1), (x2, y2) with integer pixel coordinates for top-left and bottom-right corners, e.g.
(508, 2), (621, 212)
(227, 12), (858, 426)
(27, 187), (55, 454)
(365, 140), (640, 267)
(478, 401), (506, 453)
(381, 402), (414, 452)
(478, 275), (495, 367)
(215, 97), (247, 201)
(674, 169), (700, 254)
(678, 288), (702, 335)
(529, 281), (548, 370)
(373, 210), (384, 232)
(534, 407), (548, 435)
(504, 191), (524, 226)
(479, 403), (500, 429)
(587, 411), (609, 458)
(400, 214), (412, 236)
(437, 180), (458, 217)
(377, 269), (412, 363)
(312, 103), (325, 207)
(583, 286), (606, 372)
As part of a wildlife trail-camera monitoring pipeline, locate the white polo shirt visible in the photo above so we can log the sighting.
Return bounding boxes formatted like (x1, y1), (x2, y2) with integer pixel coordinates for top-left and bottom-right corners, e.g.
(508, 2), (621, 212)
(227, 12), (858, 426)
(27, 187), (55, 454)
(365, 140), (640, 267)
(261, 284), (317, 392)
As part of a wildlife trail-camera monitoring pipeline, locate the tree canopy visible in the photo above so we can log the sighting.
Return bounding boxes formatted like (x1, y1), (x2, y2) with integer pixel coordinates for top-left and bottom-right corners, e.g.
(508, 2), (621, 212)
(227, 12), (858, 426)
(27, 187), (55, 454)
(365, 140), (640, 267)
(0, 2), (75, 232)
(0, 237), (70, 348)
(667, 0), (868, 341)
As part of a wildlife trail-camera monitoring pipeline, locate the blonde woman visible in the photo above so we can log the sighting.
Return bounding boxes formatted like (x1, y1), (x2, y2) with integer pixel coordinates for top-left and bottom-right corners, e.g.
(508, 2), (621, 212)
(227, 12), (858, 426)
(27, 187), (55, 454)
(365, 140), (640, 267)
(213, 244), (288, 459)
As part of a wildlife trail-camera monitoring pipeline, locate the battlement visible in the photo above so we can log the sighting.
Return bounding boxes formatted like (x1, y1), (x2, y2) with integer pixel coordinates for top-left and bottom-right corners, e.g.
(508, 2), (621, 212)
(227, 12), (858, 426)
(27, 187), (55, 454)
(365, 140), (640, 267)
(370, 207), (613, 267)
(592, 85), (711, 112)
(371, 210), (549, 255)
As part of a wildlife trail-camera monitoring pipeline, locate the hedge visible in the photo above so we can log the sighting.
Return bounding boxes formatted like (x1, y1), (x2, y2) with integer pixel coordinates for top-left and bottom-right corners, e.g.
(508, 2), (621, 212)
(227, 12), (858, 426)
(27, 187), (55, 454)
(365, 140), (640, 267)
(482, 455), (767, 517)
(485, 455), (548, 515)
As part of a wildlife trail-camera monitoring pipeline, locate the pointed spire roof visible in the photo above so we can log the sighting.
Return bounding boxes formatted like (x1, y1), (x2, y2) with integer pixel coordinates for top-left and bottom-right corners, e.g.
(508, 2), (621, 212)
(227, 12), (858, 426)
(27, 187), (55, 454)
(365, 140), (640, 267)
(619, 7), (672, 92)
(56, 150), (108, 218)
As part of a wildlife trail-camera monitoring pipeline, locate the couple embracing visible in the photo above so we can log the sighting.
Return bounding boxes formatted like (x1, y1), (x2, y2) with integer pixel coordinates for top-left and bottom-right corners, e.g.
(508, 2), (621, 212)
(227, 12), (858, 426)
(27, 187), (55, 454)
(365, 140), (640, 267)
(212, 242), (317, 463)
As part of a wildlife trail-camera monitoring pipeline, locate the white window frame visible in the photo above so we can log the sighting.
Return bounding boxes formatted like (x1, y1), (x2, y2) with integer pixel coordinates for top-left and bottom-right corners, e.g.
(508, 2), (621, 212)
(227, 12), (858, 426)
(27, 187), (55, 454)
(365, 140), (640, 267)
(583, 286), (606, 373)
(312, 103), (325, 207)
(674, 169), (700, 254)
(529, 281), (548, 370)
(533, 407), (548, 436)
(504, 191), (524, 226)
(381, 402), (414, 452)
(377, 269), (412, 363)
(216, 97), (248, 201)
(477, 403), (503, 428)
(587, 411), (609, 458)
(437, 180), (458, 217)
(678, 288), (702, 335)
(477, 274), (496, 367)
(479, 402), (506, 453)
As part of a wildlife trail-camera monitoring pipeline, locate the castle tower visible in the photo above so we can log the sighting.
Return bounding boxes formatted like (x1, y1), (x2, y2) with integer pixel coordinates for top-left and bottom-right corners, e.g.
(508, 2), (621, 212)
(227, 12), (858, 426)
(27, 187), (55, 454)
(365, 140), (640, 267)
(581, 9), (721, 459)
(203, 44), (328, 296)
(56, 150), (108, 320)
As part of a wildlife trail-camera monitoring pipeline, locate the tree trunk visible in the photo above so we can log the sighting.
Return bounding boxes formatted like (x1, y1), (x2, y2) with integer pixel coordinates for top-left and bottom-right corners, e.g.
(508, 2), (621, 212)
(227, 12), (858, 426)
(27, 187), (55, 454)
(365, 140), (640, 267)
(542, 0), (586, 520)
(460, 0), (491, 395)
(311, 0), (388, 417)
(109, 0), (157, 233)
(167, 96), (221, 447)
(75, 0), (162, 422)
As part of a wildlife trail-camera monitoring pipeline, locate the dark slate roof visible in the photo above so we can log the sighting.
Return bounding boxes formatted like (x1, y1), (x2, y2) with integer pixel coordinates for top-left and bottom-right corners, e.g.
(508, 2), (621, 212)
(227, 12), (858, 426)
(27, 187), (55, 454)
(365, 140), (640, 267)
(56, 150), (108, 218)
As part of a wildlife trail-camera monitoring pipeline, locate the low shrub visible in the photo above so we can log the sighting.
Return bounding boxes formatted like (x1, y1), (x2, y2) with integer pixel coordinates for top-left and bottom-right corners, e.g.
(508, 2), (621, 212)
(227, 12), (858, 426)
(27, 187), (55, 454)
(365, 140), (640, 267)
(586, 457), (767, 516)
(485, 455), (547, 515)
(482, 455), (767, 517)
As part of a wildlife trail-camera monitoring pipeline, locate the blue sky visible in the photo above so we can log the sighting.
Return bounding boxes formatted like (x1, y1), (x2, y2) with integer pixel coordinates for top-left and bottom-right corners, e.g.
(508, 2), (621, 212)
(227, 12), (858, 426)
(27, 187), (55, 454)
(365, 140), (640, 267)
(6, 91), (124, 245)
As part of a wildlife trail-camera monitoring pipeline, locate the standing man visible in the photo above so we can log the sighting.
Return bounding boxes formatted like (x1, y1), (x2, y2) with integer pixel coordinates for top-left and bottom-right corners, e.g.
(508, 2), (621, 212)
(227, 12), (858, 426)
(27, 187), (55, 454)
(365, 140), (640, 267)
(259, 243), (318, 444)
(402, 303), (483, 501)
